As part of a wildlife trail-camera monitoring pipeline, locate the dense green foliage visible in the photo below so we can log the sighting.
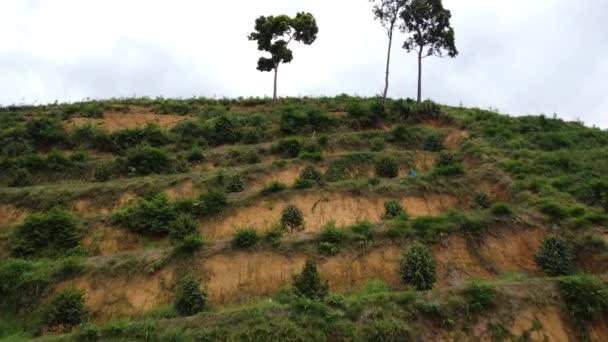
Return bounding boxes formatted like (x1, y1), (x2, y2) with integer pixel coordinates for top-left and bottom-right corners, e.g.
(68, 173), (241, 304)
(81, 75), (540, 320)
(292, 258), (328, 300)
(559, 274), (608, 322)
(194, 191), (228, 217)
(383, 200), (406, 220)
(169, 214), (203, 254)
(232, 228), (261, 249)
(535, 236), (577, 276)
(44, 288), (88, 331)
(399, 243), (436, 291)
(174, 274), (207, 316)
(113, 194), (177, 235)
(462, 281), (497, 313)
(375, 155), (399, 178)
(10, 208), (80, 258)
(281, 204), (305, 232)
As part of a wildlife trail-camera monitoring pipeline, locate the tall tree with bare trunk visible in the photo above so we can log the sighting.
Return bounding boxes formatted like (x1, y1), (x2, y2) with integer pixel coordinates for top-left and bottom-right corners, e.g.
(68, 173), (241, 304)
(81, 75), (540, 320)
(248, 13), (318, 102)
(400, 0), (458, 103)
(370, 0), (408, 101)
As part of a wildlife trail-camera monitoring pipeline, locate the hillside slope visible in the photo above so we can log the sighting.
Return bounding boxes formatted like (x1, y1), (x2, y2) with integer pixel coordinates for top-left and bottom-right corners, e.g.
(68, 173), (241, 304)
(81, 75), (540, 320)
(0, 96), (607, 341)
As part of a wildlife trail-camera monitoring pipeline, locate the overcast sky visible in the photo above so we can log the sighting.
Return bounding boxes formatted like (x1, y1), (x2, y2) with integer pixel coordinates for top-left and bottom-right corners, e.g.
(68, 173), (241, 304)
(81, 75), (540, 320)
(1, 0), (607, 127)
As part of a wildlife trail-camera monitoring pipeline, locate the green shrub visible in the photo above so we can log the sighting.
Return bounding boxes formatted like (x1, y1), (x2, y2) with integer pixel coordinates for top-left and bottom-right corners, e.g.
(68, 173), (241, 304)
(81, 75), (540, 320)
(383, 200), (406, 220)
(93, 162), (115, 182)
(368, 177), (381, 186)
(360, 318), (411, 342)
(113, 194), (177, 235)
(295, 166), (323, 189)
(375, 156), (399, 178)
(210, 115), (240, 145)
(70, 123), (111, 150)
(69, 148), (89, 162)
(186, 145), (205, 163)
(4, 166), (32, 187)
(559, 274), (608, 322)
(432, 152), (463, 176)
(260, 181), (287, 195)
(299, 151), (323, 161)
(232, 228), (260, 249)
(194, 191), (228, 217)
(317, 221), (347, 256)
(264, 225), (284, 247)
(463, 281), (497, 313)
(26, 117), (67, 146)
(281, 205), (305, 233)
(471, 192), (491, 209)
(411, 216), (449, 241)
(169, 214), (203, 254)
(423, 134), (444, 152)
(10, 208), (80, 258)
(490, 202), (512, 216)
(226, 175), (245, 193)
(125, 146), (172, 176)
(370, 137), (385, 152)
(74, 323), (100, 341)
(539, 202), (569, 222)
(535, 236), (576, 276)
(110, 124), (170, 152)
(274, 138), (302, 158)
(174, 274), (207, 316)
(280, 108), (308, 135)
(44, 288), (88, 331)
(292, 258), (328, 300)
(45, 149), (73, 172)
(399, 243), (436, 291)
(350, 221), (375, 242)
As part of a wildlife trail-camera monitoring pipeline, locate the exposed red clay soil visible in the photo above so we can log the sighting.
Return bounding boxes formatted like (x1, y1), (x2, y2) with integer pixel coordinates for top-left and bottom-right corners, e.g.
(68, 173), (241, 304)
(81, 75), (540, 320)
(0, 204), (28, 227)
(434, 236), (491, 287)
(58, 268), (175, 320)
(479, 181), (512, 202)
(479, 228), (543, 274)
(201, 193), (458, 240)
(509, 306), (573, 341)
(444, 129), (469, 150)
(81, 224), (144, 256)
(63, 227), (547, 318)
(165, 179), (197, 200)
(66, 112), (191, 131)
(72, 192), (137, 217)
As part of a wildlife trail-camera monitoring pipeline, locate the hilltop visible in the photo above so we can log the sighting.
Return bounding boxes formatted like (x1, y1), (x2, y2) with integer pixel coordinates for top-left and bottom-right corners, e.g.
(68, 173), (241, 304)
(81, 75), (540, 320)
(0, 96), (607, 341)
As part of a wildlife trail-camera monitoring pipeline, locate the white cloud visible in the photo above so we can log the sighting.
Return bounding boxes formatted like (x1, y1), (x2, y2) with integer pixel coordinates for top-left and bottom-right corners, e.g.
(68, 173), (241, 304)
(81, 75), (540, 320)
(0, 0), (606, 127)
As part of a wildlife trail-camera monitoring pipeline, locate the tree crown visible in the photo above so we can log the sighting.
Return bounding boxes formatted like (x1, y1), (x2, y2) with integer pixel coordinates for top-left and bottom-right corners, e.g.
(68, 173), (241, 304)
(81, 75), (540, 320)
(371, 0), (408, 35)
(400, 0), (457, 58)
(248, 13), (318, 72)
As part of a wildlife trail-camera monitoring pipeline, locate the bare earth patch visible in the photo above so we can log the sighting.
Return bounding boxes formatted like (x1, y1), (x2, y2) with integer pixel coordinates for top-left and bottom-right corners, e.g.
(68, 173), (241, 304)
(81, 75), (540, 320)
(0, 204), (28, 227)
(201, 192), (458, 241)
(480, 228), (543, 274)
(81, 224), (144, 256)
(72, 192), (137, 217)
(66, 112), (191, 131)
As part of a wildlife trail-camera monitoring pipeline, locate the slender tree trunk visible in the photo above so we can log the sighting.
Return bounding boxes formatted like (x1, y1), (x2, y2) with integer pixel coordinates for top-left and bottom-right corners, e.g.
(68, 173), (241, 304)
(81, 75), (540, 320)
(417, 47), (423, 104)
(273, 65), (279, 102)
(383, 27), (394, 101)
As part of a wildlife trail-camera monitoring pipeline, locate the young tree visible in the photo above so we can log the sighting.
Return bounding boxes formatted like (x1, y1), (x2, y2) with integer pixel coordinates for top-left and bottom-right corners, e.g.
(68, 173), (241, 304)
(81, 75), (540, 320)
(292, 258), (328, 299)
(400, 0), (458, 103)
(370, 0), (409, 100)
(248, 13), (319, 101)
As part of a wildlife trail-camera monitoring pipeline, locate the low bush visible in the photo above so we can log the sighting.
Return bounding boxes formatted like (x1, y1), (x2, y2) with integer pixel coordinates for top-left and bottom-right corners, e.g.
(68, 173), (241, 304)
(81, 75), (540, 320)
(295, 166), (323, 189)
(232, 228), (260, 249)
(169, 214), (203, 254)
(4, 166), (32, 187)
(317, 221), (347, 256)
(360, 318), (411, 342)
(281, 205), (305, 233)
(370, 137), (385, 152)
(432, 152), (463, 176)
(273, 138), (302, 158)
(264, 225), (284, 247)
(559, 274), (608, 322)
(462, 281), (497, 313)
(423, 134), (445, 152)
(226, 175), (245, 193)
(471, 192), (491, 209)
(125, 146), (172, 176)
(539, 202), (570, 222)
(490, 202), (512, 217)
(292, 258), (328, 300)
(399, 242), (436, 291)
(44, 288), (88, 331)
(383, 200), (407, 220)
(10, 208), (80, 258)
(74, 323), (100, 341)
(113, 194), (177, 235)
(350, 221), (375, 242)
(535, 236), (576, 276)
(174, 274), (207, 316)
(93, 162), (115, 182)
(260, 181), (287, 195)
(194, 191), (228, 217)
(375, 156), (399, 178)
